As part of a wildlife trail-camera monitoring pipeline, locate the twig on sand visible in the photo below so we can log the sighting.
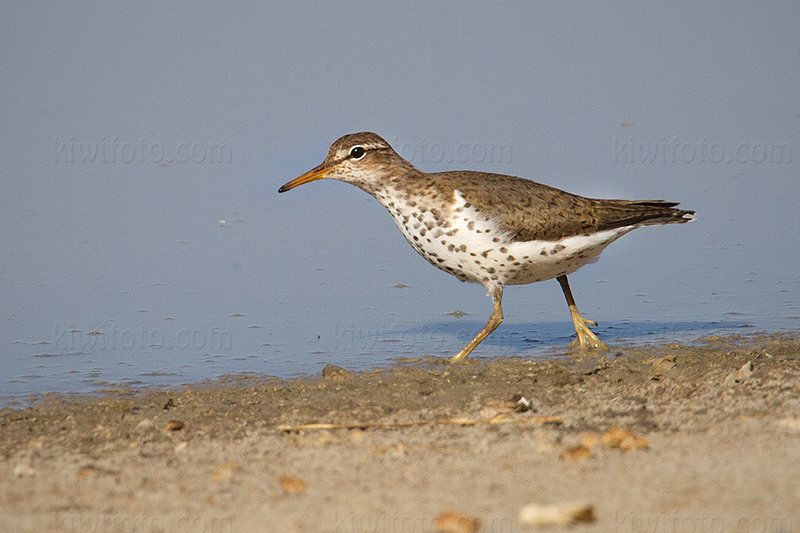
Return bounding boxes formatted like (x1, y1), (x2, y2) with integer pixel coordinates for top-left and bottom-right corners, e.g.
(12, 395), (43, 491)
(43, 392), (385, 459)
(277, 415), (562, 432)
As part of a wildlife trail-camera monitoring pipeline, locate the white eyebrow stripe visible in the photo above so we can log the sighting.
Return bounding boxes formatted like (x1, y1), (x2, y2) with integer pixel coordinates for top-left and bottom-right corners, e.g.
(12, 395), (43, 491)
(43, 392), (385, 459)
(338, 142), (387, 159)
(353, 142), (386, 151)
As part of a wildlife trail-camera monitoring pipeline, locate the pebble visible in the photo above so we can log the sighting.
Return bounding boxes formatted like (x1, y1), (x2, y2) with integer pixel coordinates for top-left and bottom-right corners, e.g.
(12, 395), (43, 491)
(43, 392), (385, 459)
(433, 511), (481, 533)
(519, 502), (595, 526)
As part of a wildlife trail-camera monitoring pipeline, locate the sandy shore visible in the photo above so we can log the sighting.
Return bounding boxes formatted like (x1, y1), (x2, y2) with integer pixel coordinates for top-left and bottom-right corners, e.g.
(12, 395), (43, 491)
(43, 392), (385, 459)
(2, 333), (799, 532)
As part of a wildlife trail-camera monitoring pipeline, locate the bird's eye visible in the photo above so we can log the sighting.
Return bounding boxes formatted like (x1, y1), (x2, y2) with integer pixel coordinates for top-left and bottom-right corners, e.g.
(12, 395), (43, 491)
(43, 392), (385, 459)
(350, 146), (366, 160)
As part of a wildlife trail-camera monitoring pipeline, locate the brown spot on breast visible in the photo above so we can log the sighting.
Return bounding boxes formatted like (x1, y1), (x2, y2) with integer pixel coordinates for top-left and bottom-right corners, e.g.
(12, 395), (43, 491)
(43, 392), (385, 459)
(499, 247), (508, 253)
(540, 250), (548, 256)
(507, 255), (515, 261)
(467, 221), (475, 230)
(481, 250), (493, 258)
(459, 244), (467, 252)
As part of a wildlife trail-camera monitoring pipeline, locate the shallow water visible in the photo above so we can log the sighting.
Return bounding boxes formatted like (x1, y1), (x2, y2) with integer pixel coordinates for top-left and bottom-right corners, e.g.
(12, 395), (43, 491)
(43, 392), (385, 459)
(2, 3), (799, 405)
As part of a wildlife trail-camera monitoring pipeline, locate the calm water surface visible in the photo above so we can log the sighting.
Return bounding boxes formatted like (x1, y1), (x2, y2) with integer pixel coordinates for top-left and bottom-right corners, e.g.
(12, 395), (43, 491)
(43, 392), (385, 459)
(2, 3), (798, 405)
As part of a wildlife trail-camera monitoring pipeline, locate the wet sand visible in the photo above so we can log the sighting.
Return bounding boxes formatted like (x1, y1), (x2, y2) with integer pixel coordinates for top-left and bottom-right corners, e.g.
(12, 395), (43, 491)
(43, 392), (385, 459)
(2, 333), (799, 532)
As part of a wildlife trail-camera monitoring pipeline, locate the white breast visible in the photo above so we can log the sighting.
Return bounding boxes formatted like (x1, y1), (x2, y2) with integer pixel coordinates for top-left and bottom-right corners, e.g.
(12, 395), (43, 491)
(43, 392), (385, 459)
(376, 188), (634, 289)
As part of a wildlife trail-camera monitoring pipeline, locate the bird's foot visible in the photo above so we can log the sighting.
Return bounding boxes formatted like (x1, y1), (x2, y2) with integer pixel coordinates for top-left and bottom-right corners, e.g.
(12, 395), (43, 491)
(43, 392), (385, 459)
(449, 351), (469, 364)
(568, 314), (609, 351)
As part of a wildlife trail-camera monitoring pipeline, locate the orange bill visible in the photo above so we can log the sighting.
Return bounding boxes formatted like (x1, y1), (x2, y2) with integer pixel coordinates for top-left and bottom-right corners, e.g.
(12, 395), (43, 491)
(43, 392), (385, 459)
(278, 162), (329, 193)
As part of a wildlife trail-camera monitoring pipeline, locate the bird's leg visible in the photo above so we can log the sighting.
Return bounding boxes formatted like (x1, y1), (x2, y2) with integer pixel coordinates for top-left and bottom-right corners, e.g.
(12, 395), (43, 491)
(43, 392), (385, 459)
(557, 275), (609, 351)
(450, 286), (503, 363)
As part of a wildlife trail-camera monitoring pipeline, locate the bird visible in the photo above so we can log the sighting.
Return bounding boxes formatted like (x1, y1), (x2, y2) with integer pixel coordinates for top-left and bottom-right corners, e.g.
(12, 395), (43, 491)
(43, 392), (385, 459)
(279, 132), (694, 363)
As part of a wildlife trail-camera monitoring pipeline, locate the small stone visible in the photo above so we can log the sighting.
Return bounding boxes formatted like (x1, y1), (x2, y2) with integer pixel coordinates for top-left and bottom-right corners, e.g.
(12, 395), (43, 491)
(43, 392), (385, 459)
(513, 395), (532, 413)
(433, 511), (482, 533)
(519, 502), (595, 526)
(321, 364), (354, 381)
(561, 444), (594, 461)
(279, 475), (307, 494)
(602, 427), (649, 450)
(164, 420), (185, 432)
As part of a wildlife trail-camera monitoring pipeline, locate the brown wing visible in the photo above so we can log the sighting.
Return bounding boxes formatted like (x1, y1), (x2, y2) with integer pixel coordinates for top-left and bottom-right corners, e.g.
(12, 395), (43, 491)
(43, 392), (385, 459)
(431, 171), (694, 242)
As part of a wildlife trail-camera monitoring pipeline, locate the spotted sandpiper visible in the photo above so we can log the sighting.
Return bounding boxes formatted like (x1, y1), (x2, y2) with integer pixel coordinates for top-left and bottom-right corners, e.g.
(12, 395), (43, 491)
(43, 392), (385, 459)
(279, 132), (694, 362)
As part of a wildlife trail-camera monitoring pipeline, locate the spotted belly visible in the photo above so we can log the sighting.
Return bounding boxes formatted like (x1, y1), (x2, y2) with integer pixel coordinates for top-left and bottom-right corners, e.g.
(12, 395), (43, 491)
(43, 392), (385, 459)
(381, 188), (634, 288)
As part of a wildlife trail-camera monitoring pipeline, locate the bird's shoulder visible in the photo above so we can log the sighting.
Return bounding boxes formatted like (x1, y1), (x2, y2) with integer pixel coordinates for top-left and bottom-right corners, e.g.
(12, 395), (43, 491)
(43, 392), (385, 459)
(426, 171), (598, 241)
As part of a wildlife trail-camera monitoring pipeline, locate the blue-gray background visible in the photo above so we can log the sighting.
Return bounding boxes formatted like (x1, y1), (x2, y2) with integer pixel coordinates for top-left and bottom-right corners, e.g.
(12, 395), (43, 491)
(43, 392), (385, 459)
(2, 2), (798, 403)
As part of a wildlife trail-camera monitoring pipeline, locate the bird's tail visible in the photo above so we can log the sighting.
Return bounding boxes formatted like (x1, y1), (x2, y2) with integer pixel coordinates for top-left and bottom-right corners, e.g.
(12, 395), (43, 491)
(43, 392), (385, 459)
(597, 200), (695, 231)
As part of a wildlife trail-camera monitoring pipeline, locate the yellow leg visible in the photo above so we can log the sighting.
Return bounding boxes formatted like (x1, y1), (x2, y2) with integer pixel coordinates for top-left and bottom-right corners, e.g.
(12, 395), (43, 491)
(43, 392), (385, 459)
(557, 275), (609, 351)
(450, 286), (503, 363)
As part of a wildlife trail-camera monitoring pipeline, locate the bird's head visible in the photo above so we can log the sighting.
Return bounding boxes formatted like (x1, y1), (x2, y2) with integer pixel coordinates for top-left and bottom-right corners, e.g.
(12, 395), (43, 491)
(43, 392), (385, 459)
(278, 132), (416, 194)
